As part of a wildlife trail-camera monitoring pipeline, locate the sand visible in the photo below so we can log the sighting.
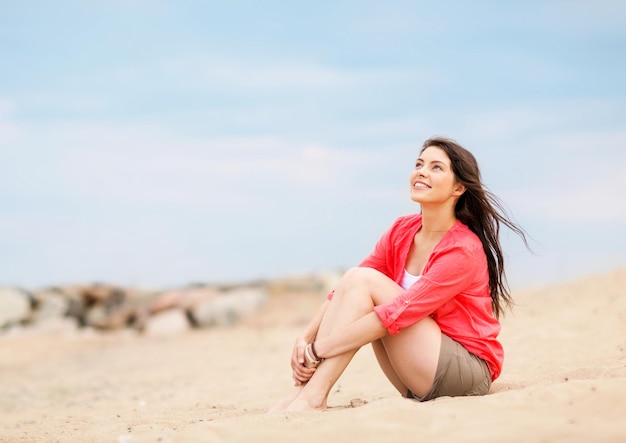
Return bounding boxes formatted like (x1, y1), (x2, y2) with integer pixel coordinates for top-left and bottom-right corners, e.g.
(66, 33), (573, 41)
(1, 268), (625, 443)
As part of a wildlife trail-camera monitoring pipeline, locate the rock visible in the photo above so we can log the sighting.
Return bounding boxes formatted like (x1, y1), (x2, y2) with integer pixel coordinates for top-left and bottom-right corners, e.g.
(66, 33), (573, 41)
(0, 288), (31, 328)
(189, 286), (268, 327)
(81, 284), (138, 330)
(148, 288), (218, 314)
(266, 271), (343, 296)
(26, 316), (79, 336)
(81, 284), (125, 304)
(84, 301), (136, 330)
(30, 289), (70, 324)
(56, 285), (88, 320)
(143, 308), (191, 337)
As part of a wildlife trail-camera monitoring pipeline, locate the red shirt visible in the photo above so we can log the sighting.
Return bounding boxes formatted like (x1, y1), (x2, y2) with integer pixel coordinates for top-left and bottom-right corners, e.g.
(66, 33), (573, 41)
(357, 213), (503, 380)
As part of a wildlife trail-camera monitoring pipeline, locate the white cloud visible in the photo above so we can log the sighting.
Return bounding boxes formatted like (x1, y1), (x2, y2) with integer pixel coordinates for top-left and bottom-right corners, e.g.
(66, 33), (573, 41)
(18, 93), (112, 113)
(0, 98), (23, 149)
(544, 0), (626, 31)
(497, 128), (626, 222)
(460, 98), (624, 141)
(327, 100), (626, 224)
(503, 172), (626, 223)
(155, 55), (427, 93)
(8, 120), (391, 212)
(1, 117), (410, 286)
(0, 97), (14, 114)
(14, 98), (621, 227)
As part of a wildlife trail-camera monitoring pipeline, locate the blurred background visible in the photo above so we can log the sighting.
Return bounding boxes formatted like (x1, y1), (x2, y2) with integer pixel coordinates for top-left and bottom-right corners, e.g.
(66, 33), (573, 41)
(1, 0), (625, 290)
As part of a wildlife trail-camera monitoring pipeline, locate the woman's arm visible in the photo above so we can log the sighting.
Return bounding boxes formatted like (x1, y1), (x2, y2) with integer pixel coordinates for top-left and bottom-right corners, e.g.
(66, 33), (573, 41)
(291, 299), (331, 385)
(300, 298), (330, 343)
(312, 311), (387, 360)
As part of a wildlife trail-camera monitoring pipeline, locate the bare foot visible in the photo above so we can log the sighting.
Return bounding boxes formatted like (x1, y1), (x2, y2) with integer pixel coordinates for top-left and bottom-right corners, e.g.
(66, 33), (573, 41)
(283, 395), (326, 412)
(267, 386), (304, 413)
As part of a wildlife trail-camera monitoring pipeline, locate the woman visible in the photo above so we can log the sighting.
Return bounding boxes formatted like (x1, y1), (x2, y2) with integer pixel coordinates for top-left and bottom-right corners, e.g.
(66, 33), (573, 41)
(272, 137), (527, 411)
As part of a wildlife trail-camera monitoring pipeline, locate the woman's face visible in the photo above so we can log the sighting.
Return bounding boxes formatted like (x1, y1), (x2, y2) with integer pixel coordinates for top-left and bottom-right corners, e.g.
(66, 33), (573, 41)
(410, 146), (464, 205)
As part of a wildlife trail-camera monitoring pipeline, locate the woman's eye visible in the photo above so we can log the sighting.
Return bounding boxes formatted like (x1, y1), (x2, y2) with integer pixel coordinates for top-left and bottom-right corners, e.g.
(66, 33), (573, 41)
(415, 162), (423, 169)
(433, 164), (443, 170)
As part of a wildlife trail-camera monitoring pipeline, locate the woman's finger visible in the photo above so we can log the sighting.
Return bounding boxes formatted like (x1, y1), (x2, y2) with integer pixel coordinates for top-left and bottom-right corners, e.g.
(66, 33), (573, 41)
(293, 363), (315, 382)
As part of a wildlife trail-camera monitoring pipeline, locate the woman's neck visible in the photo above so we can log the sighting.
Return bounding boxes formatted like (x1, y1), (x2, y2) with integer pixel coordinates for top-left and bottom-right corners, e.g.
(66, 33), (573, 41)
(419, 207), (457, 239)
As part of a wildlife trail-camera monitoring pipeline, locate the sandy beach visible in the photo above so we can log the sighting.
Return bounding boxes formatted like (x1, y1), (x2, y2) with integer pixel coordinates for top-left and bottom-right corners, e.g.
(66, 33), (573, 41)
(1, 268), (625, 443)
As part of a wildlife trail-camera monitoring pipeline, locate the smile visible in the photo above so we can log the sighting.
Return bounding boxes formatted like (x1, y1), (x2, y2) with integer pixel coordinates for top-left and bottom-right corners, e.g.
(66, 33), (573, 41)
(413, 181), (431, 189)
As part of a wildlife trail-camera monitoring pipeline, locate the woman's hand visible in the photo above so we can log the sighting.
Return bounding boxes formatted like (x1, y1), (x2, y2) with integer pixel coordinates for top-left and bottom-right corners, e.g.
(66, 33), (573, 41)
(291, 336), (316, 386)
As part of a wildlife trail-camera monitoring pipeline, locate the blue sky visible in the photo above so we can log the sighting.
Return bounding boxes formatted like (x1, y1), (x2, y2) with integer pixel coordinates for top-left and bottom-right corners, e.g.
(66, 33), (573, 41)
(1, 1), (625, 289)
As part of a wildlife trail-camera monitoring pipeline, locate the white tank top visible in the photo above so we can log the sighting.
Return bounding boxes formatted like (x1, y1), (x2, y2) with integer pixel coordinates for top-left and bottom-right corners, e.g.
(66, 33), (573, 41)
(401, 270), (421, 290)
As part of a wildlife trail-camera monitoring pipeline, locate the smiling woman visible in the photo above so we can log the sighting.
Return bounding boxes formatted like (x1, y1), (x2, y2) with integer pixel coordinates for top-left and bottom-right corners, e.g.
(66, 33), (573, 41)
(409, 147), (466, 208)
(271, 136), (529, 411)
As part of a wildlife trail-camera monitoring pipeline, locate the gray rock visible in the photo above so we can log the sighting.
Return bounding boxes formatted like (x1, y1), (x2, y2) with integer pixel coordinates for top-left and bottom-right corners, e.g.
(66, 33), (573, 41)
(30, 289), (70, 324)
(0, 288), (31, 328)
(54, 285), (88, 320)
(148, 288), (218, 314)
(24, 316), (79, 336)
(81, 284), (125, 303)
(84, 301), (136, 330)
(189, 287), (268, 327)
(81, 284), (137, 330)
(143, 308), (191, 337)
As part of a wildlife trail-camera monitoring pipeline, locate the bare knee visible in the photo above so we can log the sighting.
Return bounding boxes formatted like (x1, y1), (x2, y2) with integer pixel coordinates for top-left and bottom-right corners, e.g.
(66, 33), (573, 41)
(340, 267), (368, 284)
(333, 268), (375, 304)
(342, 266), (387, 284)
(336, 267), (380, 294)
(336, 267), (402, 306)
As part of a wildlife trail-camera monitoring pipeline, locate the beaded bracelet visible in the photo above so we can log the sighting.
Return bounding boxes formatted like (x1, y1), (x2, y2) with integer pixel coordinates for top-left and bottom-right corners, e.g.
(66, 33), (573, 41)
(304, 343), (322, 366)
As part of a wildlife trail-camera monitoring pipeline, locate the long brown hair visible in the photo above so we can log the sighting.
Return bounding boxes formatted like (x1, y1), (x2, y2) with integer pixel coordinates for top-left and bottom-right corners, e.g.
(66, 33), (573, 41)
(421, 137), (528, 318)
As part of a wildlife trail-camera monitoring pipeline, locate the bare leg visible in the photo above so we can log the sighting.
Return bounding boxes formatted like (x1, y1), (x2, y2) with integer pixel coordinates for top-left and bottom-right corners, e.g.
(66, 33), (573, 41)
(280, 267), (441, 410)
(374, 318), (441, 398)
(284, 268), (375, 410)
(372, 339), (408, 395)
(267, 385), (304, 413)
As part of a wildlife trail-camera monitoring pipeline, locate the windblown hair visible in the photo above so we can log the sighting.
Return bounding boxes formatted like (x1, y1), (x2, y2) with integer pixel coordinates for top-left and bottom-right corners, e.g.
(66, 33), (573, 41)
(421, 137), (528, 318)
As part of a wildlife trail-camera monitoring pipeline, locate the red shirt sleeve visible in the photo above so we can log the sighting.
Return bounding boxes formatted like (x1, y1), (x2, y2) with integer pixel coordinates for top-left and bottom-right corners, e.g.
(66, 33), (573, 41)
(373, 241), (479, 335)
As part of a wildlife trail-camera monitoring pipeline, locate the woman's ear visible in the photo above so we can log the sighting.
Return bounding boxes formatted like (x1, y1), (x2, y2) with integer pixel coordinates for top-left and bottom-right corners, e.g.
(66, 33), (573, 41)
(453, 182), (466, 196)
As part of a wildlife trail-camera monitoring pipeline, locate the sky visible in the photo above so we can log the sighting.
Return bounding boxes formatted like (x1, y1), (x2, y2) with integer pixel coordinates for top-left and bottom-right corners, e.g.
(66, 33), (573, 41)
(1, 0), (625, 290)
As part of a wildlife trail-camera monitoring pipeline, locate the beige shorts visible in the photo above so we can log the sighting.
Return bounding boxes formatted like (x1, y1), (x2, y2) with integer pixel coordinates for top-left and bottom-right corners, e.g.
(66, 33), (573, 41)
(407, 334), (492, 402)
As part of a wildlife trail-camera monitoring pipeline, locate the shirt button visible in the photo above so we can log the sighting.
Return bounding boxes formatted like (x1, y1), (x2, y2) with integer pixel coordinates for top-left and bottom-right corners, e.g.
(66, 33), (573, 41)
(404, 300), (409, 304)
